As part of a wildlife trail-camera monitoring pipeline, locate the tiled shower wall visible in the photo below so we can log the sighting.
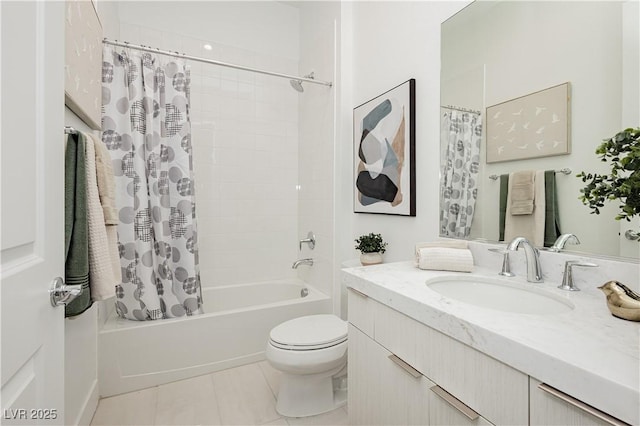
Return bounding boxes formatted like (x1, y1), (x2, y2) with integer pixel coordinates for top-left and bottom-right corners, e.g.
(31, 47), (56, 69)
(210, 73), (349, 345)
(295, 4), (338, 301)
(119, 20), (301, 288)
(191, 51), (300, 287)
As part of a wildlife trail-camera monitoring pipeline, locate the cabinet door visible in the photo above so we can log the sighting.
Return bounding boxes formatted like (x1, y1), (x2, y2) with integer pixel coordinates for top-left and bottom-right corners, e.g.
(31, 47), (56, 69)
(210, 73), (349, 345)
(415, 321), (529, 425)
(429, 385), (494, 426)
(530, 379), (628, 426)
(349, 324), (431, 425)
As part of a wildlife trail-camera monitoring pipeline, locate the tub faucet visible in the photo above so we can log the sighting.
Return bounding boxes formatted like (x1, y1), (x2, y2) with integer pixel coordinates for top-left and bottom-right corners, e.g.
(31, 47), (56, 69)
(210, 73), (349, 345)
(506, 237), (543, 283)
(549, 233), (580, 252)
(292, 258), (314, 269)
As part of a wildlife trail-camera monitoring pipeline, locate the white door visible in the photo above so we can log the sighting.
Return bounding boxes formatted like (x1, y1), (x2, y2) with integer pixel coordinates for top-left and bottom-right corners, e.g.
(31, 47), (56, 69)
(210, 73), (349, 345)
(619, 218), (640, 259)
(1, 1), (66, 424)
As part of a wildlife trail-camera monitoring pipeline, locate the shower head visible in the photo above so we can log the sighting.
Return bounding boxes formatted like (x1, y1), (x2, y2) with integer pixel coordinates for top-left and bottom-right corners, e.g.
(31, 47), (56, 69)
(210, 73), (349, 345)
(290, 72), (315, 93)
(290, 79), (304, 92)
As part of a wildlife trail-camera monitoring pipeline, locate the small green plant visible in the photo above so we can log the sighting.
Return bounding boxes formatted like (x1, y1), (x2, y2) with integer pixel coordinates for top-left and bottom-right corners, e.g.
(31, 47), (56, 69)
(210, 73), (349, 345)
(577, 127), (640, 225)
(354, 233), (387, 254)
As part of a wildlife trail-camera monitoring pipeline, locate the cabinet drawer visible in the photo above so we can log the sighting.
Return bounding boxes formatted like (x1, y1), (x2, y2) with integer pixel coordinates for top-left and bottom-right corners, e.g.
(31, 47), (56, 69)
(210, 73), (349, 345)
(347, 287), (375, 338)
(414, 321), (528, 426)
(530, 378), (629, 426)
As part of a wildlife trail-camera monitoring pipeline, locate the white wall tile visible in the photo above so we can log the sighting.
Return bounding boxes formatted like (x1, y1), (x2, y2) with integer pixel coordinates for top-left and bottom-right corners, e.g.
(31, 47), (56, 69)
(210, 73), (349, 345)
(119, 23), (141, 45)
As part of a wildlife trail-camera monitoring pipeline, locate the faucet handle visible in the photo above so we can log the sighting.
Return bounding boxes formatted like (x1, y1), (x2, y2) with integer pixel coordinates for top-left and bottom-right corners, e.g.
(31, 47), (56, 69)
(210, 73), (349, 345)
(558, 260), (598, 291)
(489, 248), (515, 277)
(299, 231), (316, 251)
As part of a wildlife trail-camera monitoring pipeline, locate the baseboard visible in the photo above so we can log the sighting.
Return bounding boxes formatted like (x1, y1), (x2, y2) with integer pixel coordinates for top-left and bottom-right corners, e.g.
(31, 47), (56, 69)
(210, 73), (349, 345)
(74, 378), (99, 426)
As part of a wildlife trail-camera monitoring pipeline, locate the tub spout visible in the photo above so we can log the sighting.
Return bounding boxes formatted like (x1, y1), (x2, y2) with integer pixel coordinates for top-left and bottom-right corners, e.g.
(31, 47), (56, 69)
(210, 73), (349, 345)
(292, 258), (314, 269)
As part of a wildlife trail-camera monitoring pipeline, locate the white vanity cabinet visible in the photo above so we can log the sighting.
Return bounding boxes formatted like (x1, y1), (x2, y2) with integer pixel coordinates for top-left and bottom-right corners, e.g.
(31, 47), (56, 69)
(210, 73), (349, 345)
(348, 289), (522, 426)
(347, 287), (632, 426)
(530, 378), (628, 426)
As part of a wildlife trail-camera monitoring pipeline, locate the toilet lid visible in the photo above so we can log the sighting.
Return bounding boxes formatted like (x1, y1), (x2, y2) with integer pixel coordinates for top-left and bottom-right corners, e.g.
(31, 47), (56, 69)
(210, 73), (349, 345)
(269, 314), (348, 350)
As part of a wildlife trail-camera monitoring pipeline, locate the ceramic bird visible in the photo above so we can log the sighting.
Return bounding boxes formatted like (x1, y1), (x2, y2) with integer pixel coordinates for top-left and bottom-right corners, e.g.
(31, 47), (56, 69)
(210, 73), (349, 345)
(598, 281), (640, 321)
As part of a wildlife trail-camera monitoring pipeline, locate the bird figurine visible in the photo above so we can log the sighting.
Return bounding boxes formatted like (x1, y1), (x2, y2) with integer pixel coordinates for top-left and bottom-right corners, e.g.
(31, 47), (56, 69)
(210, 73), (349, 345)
(598, 281), (640, 321)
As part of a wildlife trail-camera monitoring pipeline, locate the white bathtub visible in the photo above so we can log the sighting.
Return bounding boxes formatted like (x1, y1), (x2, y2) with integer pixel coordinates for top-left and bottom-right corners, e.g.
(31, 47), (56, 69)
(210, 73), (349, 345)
(98, 280), (331, 397)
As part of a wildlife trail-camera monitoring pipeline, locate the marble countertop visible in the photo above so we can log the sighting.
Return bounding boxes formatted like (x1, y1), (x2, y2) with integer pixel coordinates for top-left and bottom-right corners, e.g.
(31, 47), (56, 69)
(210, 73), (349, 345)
(342, 261), (640, 425)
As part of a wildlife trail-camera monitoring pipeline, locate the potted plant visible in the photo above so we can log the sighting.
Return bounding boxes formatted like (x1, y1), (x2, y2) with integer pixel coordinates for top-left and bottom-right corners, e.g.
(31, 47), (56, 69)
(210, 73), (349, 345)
(577, 127), (640, 235)
(354, 233), (388, 266)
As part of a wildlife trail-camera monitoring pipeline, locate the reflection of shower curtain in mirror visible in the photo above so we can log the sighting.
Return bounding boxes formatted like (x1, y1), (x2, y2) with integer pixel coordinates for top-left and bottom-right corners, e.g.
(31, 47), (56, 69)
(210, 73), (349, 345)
(440, 111), (482, 238)
(102, 46), (203, 321)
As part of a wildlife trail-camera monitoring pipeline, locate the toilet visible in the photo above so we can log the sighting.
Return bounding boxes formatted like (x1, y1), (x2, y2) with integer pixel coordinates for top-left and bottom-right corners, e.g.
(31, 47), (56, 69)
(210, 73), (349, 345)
(265, 314), (348, 417)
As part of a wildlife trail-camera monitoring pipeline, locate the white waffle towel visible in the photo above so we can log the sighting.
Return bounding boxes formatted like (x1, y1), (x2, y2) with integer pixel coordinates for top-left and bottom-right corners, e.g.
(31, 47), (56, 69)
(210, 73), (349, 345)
(85, 134), (118, 301)
(416, 245), (474, 273)
(414, 240), (468, 265)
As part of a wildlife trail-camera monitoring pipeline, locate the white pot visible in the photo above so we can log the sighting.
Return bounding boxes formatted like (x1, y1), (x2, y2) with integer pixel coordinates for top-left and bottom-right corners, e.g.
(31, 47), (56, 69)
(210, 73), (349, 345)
(360, 252), (383, 266)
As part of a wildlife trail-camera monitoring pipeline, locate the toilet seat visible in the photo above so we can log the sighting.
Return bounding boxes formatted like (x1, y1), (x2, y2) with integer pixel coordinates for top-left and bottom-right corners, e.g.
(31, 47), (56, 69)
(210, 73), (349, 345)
(269, 314), (347, 351)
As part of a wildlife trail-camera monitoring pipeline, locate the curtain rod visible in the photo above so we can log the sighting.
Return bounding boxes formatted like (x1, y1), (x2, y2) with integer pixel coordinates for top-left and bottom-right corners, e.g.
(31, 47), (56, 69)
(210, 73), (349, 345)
(489, 168), (572, 180)
(103, 38), (333, 88)
(441, 105), (481, 114)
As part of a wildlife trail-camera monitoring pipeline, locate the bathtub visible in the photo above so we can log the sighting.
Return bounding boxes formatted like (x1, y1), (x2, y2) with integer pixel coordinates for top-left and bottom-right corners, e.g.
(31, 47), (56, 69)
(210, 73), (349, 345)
(98, 280), (331, 397)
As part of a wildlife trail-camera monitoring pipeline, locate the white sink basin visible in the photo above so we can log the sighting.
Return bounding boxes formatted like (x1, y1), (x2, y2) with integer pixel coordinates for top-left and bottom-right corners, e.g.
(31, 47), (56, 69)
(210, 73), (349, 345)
(426, 276), (574, 315)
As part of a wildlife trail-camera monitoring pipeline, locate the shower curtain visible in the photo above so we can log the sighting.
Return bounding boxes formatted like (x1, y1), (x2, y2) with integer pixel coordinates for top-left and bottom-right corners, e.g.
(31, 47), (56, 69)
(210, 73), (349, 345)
(101, 45), (203, 320)
(440, 110), (482, 238)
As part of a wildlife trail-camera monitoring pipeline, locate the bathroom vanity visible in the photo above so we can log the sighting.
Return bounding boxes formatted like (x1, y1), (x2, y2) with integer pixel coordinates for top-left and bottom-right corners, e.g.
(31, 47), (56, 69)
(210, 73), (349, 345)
(343, 252), (639, 426)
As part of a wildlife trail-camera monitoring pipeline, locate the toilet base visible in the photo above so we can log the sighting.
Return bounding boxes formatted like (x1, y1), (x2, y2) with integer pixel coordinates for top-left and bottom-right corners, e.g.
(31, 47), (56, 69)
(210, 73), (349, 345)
(275, 370), (347, 418)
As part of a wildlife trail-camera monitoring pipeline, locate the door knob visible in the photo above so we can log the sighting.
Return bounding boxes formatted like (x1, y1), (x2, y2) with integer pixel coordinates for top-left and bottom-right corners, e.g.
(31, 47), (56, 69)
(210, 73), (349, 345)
(49, 277), (82, 307)
(624, 230), (640, 241)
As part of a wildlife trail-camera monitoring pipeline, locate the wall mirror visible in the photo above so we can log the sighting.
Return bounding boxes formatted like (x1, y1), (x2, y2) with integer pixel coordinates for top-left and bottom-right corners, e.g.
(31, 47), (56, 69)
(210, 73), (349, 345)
(440, 0), (639, 259)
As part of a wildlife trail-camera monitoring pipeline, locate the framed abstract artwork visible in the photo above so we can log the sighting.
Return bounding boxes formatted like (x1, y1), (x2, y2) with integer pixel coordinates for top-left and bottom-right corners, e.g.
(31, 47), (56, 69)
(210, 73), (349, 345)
(486, 82), (571, 163)
(353, 79), (415, 216)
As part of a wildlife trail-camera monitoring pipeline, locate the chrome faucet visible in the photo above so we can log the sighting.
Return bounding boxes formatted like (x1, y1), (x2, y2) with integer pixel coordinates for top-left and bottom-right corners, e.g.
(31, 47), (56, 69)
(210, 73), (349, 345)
(292, 258), (314, 269)
(550, 233), (580, 252)
(506, 237), (544, 283)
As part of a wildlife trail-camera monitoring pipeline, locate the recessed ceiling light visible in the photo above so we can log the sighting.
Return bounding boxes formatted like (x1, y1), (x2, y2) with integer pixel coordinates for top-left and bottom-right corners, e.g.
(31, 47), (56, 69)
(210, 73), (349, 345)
(203, 44), (212, 51)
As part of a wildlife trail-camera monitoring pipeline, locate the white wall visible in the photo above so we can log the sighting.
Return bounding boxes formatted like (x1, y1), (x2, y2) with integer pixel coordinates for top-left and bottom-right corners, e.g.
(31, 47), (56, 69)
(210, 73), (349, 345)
(117, 2), (302, 287)
(342, 1), (469, 263)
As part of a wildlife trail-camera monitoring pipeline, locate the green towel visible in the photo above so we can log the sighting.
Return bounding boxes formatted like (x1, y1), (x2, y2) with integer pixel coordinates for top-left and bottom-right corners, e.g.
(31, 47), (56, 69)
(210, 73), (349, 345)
(544, 170), (562, 247)
(499, 171), (562, 245)
(498, 174), (509, 241)
(65, 133), (92, 317)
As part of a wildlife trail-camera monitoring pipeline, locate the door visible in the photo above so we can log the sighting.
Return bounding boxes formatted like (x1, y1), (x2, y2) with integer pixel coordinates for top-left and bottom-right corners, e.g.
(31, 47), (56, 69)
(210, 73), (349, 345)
(619, 218), (640, 259)
(1, 1), (66, 424)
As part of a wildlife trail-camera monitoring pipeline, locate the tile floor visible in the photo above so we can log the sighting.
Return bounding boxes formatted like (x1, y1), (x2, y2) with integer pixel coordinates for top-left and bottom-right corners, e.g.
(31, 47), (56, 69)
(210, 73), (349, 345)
(90, 361), (348, 426)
